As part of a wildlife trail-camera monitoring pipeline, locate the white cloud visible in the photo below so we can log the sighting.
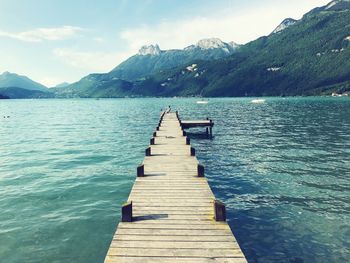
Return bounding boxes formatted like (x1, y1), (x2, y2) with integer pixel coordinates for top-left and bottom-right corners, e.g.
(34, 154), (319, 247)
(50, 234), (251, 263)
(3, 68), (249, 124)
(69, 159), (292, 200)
(120, 0), (330, 49)
(53, 48), (133, 72)
(0, 26), (83, 42)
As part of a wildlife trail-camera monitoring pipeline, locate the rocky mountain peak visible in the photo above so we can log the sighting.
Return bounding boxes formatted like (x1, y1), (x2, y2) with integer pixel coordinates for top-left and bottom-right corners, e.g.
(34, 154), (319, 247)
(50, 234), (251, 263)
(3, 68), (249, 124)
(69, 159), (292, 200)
(196, 38), (227, 50)
(138, 44), (161, 56)
(272, 18), (297, 34)
(228, 41), (239, 49)
(324, 0), (350, 10)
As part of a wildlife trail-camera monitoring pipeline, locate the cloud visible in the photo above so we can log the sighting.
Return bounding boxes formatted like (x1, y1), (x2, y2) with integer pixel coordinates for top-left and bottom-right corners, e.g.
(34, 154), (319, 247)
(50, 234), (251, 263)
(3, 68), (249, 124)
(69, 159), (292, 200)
(53, 48), (133, 72)
(120, 0), (330, 49)
(0, 26), (83, 42)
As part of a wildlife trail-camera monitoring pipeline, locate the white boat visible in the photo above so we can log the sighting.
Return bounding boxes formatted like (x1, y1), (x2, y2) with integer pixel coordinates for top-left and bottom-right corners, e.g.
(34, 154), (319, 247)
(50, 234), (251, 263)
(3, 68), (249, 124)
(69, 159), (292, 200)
(197, 100), (209, 104)
(251, 99), (265, 104)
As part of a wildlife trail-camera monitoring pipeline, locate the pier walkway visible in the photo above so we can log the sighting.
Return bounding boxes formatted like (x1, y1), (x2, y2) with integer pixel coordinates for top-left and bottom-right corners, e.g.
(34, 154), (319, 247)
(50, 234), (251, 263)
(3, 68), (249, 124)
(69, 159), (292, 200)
(104, 111), (247, 263)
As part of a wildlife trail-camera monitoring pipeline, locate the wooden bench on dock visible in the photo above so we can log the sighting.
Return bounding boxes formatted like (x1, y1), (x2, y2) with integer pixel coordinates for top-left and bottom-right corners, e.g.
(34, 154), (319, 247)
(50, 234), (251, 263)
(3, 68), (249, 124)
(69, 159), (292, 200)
(104, 111), (247, 263)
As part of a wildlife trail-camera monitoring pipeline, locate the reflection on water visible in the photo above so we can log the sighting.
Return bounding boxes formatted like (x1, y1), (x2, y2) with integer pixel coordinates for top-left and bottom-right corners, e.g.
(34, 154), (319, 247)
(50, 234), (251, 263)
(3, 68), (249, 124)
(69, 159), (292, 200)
(0, 97), (349, 263)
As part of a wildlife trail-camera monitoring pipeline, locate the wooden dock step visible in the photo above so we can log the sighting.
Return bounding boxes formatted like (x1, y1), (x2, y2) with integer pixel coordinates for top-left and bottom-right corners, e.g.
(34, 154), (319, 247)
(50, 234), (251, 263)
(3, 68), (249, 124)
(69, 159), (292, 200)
(104, 112), (247, 263)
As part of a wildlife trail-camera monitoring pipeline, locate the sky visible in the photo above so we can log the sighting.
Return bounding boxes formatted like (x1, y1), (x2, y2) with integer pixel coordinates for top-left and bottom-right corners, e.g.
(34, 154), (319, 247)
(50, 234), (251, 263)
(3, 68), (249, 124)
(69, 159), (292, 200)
(0, 0), (330, 87)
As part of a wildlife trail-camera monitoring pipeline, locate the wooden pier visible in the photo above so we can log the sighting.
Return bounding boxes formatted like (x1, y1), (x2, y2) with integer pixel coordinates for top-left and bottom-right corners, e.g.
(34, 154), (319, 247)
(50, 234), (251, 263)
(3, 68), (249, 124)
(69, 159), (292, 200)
(181, 119), (214, 137)
(104, 111), (247, 263)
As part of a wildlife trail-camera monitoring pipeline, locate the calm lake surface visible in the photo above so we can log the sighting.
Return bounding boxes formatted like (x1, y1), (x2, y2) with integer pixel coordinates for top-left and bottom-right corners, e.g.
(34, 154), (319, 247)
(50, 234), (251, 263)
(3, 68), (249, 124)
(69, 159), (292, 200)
(0, 97), (349, 263)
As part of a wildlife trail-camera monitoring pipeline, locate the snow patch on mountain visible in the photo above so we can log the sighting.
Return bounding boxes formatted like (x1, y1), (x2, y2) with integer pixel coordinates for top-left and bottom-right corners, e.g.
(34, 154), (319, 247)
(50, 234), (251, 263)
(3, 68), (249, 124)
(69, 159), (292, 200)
(325, 1), (337, 9)
(186, 64), (198, 72)
(267, 67), (281, 72)
(197, 38), (227, 49)
(272, 18), (297, 34)
(324, 0), (350, 10)
(186, 38), (239, 53)
(138, 44), (161, 56)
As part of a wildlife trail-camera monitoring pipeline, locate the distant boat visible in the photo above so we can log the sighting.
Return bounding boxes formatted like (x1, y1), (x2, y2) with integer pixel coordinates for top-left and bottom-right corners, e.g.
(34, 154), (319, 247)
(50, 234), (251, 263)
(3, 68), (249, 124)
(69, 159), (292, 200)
(197, 90), (208, 104)
(331, 92), (343, 97)
(251, 99), (265, 104)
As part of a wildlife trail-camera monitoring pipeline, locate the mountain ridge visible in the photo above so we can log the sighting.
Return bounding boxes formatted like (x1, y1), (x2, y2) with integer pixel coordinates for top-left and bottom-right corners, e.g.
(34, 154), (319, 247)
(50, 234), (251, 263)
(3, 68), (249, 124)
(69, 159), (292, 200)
(108, 38), (239, 81)
(132, 0), (350, 97)
(0, 71), (48, 92)
(3, 0), (350, 98)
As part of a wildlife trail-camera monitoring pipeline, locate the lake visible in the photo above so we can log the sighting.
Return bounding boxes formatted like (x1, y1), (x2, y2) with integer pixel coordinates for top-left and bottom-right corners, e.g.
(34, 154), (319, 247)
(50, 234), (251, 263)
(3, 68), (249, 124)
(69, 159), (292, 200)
(0, 97), (349, 263)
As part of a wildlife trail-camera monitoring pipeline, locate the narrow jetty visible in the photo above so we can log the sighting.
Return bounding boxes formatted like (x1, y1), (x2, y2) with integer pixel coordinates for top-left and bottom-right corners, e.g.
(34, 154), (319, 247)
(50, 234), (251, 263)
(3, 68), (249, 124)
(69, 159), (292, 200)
(105, 111), (247, 263)
(181, 119), (214, 137)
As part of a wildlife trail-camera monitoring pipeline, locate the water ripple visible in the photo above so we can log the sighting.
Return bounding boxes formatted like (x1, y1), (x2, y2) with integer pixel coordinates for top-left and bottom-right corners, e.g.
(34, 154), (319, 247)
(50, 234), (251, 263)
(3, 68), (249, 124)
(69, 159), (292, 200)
(0, 97), (349, 263)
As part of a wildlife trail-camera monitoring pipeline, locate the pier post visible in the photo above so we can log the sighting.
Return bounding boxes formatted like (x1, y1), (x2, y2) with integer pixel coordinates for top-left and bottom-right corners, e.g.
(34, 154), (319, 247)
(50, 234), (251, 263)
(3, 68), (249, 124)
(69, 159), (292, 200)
(210, 119), (213, 138)
(153, 131), (157, 137)
(214, 200), (226, 222)
(190, 147), (196, 156)
(137, 164), (144, 177)
(186, 137), (190, 145)
(145, 147), (151, 156)
(121, 201), (133, 222)
(197, 164), (205, 177)
(183, 130), (187, 136)
(150, 138), (155, 145)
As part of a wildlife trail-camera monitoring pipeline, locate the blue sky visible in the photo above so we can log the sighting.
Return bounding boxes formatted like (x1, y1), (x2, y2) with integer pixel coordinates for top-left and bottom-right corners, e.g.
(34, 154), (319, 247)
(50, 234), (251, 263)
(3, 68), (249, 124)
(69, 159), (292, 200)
(0, 0), (330, 87)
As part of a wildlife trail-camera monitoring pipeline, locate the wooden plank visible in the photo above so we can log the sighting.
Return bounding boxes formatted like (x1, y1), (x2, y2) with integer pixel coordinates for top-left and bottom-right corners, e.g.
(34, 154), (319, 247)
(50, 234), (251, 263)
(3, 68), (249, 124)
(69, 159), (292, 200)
(131, 207), (213, 212)
(107, 247), (244, 257)
(110, 240), (238, 249)
(113, 234), (237, 242)
(116, 228), (232, 236)
(105, 257), (247, 263)
(131, 214), (215, 220)
(118, 223), (231, 230)
(104, 112), (246, 263)
(126, 222), (225, 226)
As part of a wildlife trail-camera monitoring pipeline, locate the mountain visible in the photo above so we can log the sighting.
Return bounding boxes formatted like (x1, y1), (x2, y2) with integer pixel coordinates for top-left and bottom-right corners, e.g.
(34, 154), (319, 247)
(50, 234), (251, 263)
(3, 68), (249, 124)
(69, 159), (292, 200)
(57, 38), (240, 97)
(108, 38), (239, 81)
(52, 74), (133, 98)
(0, 87), (53, 99)
(54, 82), (70, 88)
(133, 0), (350, 97)
(0, 72), (48, 92)
(272, 18), (297, 34)
(54, 0), (350, 98)
(0, 94), (9, 99)
(308, 0), (350, 13)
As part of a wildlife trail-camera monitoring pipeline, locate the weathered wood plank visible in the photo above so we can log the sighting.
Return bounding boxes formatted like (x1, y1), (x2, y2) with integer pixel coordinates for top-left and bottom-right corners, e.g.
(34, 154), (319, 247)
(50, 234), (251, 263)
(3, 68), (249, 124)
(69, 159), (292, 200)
(105, 257), (247, 263)
(110, 240), (238, 249)
(113, 234), (237, 242)
(116, 228), (232, 236)
(107, 247), (244, 257)
(118, 223), (231, 230)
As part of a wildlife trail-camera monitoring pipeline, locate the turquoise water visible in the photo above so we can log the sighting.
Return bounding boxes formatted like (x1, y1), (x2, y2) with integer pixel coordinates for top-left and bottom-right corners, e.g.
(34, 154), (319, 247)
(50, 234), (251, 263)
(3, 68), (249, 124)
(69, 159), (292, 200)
(0, 97), (349, 263)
